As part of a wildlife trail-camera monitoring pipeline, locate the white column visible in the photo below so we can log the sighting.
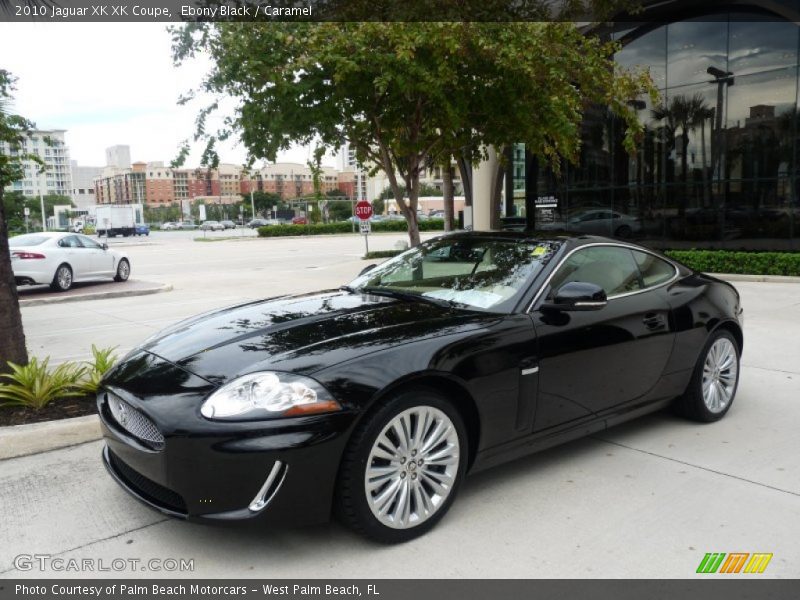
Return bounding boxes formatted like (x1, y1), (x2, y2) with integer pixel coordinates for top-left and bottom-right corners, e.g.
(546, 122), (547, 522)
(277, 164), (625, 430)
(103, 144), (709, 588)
(471, 146), (498, 231)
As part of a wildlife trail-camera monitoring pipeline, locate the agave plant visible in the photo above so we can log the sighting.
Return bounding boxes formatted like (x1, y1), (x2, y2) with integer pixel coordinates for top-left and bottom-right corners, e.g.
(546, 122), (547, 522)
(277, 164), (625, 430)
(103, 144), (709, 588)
(75, 345), (119, 395)
(0, 357), (87, 410)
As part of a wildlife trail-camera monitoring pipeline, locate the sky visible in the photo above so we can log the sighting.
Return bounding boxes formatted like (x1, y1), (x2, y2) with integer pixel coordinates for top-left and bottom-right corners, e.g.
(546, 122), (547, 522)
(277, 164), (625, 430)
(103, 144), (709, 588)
(0, 23), (337, 169)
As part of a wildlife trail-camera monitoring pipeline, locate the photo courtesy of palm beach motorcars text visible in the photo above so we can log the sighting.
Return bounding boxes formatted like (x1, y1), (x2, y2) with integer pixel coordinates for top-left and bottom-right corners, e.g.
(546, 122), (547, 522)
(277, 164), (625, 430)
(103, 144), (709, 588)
(1, 0), (799, 599)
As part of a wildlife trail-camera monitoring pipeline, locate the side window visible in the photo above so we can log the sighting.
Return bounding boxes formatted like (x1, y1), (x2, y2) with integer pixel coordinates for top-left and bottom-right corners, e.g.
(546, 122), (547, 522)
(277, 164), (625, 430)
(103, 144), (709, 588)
(58, 236), (80, 248)
(549, 246), (643, 298)
(632, 250), (676, 288)
(78, 235), (102, 249)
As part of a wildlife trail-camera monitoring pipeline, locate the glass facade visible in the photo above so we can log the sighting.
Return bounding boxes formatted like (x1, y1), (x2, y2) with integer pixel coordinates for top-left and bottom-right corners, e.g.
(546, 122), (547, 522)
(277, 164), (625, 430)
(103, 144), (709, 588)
(518, 12), (800, 250)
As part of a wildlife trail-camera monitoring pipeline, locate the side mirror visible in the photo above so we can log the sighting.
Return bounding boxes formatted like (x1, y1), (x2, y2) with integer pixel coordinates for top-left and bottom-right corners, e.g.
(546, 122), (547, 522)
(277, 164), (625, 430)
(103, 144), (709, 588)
(359, 263), (377, 277)
(102, 243), (108, 250)
(541, 281), (607, 312)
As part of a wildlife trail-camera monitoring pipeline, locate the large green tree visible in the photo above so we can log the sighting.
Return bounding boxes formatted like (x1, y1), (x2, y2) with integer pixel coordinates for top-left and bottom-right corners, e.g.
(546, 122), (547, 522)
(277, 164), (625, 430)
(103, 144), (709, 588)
(0, 70), (42, 371)
(173, 21), (654, 246)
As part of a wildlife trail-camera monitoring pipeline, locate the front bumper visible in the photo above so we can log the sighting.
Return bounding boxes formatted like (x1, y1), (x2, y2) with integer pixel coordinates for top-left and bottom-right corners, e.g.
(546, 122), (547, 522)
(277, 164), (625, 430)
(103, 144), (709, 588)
(98, 387), (354, 526)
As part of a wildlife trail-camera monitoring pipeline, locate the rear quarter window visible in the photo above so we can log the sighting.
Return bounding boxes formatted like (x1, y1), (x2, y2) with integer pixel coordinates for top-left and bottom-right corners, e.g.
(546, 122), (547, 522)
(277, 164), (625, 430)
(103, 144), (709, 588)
(633, 250), (676, 288)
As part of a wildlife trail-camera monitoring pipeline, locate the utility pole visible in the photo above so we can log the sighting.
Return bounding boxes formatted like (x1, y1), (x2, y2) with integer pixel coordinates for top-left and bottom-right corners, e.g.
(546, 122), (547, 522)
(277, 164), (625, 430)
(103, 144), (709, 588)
(39, 191), (47, 232)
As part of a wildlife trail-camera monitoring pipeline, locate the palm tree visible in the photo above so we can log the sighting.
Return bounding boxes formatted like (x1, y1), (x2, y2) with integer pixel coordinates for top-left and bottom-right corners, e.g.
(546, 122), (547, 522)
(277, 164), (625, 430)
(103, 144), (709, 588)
(652, 93), (713, 217)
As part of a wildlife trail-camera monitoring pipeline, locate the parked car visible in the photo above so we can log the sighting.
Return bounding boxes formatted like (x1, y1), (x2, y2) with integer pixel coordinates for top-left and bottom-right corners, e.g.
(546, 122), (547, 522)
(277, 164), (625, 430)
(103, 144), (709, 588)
(179, 221), (198, 230)
(97, 232), (742, 543)
(71, 220), (85, 233)
(247, 218), (269, 228)
(161, 222), (180, 231)
(220, 220), (237, 230)
(10, 232), (131, 292)
(567, 210), (641, 238)
(200, 220), (225, 231)
(135, 224), (150, 236)
(291, 216), (308, 225)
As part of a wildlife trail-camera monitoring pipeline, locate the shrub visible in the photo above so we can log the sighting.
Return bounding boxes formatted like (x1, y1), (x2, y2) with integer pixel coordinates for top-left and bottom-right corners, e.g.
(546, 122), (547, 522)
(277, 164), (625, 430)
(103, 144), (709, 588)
(665, 250), (800, 276)
(364, 250), (403, 259)
(257, 219), (445, 237)
(75, 345), (119, 395)
(0, 357), (87, 410)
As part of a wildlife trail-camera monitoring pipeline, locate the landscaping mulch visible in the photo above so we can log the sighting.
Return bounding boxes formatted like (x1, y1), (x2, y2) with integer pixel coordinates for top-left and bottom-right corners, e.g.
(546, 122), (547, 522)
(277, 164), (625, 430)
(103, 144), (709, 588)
(0, 396), (97, 427)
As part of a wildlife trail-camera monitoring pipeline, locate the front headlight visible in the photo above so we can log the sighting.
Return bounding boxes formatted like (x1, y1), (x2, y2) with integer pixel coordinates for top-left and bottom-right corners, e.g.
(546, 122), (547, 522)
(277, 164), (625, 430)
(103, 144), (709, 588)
(200, 371), (341, 420)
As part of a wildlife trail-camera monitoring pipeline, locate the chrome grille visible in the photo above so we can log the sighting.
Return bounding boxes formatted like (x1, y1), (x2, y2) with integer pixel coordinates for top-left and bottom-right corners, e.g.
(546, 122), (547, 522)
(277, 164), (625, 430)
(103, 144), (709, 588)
(106, 393), (165, 450)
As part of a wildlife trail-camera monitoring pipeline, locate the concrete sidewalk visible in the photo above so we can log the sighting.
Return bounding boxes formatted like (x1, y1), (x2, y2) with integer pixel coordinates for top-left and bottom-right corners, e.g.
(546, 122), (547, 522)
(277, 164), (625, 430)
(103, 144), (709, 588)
(18, 279), (172, 307)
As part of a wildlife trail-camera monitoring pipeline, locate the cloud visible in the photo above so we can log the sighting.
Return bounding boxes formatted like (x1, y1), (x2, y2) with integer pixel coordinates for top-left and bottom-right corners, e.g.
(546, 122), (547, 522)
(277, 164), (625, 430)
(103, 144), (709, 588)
(0, 22), (336, 168)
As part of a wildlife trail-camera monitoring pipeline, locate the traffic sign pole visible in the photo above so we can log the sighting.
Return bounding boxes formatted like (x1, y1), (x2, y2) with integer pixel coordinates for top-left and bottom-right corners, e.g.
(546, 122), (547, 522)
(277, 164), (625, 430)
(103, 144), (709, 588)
(355, 201), (373, 256)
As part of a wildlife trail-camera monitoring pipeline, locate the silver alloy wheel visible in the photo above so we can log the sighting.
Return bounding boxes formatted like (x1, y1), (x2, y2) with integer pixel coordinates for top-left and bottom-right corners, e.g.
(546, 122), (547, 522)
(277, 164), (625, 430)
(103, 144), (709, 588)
(118, 260), (130, 280)
(365, 406), (460, 530)
(57, 266), (72, 290)
(702, 338), (738, 413)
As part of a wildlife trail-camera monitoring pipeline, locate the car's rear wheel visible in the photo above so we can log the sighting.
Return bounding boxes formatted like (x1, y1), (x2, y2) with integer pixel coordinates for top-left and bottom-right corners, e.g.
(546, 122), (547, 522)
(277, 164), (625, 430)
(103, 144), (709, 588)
(114, 258), (130, 282)
(615, 224), (633, 238)
(676, 329), (740, 422)
(336, 388), (467, 543)
(50, 264), (73, 292)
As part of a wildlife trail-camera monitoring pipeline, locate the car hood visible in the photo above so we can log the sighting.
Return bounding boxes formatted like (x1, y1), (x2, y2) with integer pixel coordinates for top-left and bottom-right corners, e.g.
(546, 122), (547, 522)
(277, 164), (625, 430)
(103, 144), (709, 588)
(134, 290), (492, 387)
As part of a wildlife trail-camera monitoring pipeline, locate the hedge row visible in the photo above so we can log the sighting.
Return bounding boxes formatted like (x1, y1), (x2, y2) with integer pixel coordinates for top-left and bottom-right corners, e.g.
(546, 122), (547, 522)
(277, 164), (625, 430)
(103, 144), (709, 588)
(665, 250), (800, 276)
(257, 219), (445, 237)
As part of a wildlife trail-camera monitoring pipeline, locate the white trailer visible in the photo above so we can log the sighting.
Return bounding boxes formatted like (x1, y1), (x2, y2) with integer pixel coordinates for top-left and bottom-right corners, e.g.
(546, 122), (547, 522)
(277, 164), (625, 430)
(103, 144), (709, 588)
(95, 204), (143, 237)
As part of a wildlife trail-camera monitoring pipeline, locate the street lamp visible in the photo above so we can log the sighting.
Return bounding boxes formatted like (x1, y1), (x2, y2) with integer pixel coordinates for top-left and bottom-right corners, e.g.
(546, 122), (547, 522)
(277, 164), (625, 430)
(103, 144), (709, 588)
(707, 66), (734, 179)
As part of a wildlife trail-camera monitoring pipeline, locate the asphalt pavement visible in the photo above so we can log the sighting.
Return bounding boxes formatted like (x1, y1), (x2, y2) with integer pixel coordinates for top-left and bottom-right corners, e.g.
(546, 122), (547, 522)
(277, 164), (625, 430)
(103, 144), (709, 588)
(1, 232), (798, 578)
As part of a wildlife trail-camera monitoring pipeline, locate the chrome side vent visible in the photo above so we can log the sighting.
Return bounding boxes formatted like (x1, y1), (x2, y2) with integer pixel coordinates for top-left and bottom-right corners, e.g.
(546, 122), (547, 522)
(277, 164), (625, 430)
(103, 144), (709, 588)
(249, 461), (288, 512)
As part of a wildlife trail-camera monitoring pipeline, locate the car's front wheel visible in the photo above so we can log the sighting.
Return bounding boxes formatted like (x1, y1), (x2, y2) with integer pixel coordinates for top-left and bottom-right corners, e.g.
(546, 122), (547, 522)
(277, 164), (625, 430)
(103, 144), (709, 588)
(676, 329), (740, 422)
(114, 258), (130, 282)
(50, 264), (73, 292)
(336, 388), (467, 543)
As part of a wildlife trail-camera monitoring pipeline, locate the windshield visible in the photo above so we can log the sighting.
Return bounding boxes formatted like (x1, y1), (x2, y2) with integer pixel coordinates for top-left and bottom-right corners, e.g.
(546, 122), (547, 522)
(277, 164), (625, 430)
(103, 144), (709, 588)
(9, 234), (48, 247)
(348, 236), (560, 312)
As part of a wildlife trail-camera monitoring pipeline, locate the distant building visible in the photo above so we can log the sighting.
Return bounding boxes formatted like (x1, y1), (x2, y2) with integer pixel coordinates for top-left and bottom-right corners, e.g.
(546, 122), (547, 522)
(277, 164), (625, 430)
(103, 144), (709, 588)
(70, 160), (103, 210)
(1, 129), (73, 199)
(105, 145), (132, 169)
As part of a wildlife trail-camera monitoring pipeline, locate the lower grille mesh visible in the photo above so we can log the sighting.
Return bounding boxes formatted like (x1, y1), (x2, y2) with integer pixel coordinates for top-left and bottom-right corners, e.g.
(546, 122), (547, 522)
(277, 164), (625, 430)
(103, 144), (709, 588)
(108, 450), (187, 514)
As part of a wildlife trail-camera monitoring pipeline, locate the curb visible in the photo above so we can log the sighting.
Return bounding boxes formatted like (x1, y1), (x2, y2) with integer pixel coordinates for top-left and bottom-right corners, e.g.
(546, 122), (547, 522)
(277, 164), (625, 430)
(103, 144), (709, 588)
(713, 273), (800, 284)
(19, 281), (173, 307)
(0, 414), (101, 461)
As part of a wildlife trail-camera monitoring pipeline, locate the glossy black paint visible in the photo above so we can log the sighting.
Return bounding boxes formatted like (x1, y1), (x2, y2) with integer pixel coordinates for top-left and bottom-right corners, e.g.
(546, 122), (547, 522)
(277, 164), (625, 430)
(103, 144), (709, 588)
(99, 232), (743, 527)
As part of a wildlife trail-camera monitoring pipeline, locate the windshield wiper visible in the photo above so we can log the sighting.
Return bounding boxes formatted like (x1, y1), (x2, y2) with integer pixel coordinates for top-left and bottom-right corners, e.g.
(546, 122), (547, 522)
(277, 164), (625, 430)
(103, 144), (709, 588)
(359, 286), (464, 309)
(339, 285), (358, 294)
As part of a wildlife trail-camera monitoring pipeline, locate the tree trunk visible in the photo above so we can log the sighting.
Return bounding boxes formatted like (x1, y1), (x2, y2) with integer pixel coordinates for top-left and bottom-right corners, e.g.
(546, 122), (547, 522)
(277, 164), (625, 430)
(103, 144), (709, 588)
(0, 186), (29, 372)
(442, 159), (455, 232)
(490, 148), (506, 230)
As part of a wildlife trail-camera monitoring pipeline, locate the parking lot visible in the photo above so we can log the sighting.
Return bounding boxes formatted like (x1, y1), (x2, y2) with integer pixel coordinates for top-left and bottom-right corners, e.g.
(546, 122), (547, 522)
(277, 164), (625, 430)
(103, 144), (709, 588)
(1, 232), (799, 578)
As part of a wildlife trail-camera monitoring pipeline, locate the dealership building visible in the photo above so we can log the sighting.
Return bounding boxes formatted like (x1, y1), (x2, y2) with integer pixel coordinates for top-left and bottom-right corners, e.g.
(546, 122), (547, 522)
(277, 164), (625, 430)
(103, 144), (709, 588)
(471, 1), (800, 251)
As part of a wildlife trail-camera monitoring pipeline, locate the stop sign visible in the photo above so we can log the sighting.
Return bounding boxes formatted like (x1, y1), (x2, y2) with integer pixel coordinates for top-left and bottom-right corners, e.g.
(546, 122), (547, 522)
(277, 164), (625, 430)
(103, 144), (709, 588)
(355, 200), (373, 221)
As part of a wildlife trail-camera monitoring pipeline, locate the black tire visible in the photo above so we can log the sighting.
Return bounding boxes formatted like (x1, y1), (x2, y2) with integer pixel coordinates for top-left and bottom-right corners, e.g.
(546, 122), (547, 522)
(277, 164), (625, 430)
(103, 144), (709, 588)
(114, 258), (130, 282)
(615, 224), (633, 238)
(50, 263), (73, 292)
(675, 329), (740, 422)
(335, 388), (468, 543)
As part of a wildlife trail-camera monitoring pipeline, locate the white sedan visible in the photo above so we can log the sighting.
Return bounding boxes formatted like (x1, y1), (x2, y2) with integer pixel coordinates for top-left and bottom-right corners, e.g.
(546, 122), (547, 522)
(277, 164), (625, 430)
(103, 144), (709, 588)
(10, 232), (131, 292)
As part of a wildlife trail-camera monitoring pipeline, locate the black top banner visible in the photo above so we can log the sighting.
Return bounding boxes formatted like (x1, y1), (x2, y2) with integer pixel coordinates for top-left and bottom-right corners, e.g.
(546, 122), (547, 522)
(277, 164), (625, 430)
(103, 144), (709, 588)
(3, 0), (800, 23)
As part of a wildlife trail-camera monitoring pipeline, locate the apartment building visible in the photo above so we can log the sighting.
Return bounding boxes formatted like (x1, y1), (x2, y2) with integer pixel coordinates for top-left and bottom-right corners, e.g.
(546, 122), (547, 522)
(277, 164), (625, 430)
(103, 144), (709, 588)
(1, 129), (73, 199)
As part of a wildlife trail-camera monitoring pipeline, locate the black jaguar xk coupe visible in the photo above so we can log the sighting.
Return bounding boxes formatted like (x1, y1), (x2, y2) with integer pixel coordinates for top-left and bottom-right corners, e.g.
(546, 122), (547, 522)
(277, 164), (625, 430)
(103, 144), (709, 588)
(99, 232), (743, 542)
